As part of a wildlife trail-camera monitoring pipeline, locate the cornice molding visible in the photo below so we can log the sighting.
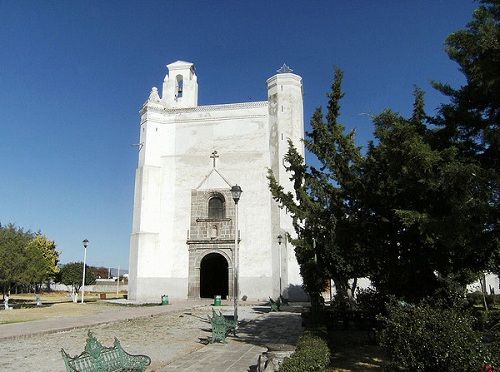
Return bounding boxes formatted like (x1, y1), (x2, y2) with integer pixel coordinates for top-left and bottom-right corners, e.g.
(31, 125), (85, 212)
(140, 113), (268, 125)
(195, 218), (231, 222)
(141, 100), (268, 116)
(186, 239), (239, 245)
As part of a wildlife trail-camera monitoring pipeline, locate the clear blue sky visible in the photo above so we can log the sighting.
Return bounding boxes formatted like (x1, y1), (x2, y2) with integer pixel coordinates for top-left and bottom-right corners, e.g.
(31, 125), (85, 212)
(0, 1), (477, 269)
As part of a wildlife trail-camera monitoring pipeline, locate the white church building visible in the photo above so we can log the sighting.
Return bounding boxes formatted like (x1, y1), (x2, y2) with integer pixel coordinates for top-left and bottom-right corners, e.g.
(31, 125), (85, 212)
(128, 61), (305, 302)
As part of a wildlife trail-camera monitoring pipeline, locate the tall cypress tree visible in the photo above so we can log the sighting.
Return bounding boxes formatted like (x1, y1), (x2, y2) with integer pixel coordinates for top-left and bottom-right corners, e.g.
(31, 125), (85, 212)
(268, 69), (366, 303)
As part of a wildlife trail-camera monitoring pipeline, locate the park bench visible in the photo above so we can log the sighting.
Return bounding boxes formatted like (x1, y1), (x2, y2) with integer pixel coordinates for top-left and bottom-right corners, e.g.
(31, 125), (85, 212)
(208, 309), (238, 343)
(213, 309), (238, 335)
(269, 297), (281, 312)
(61, 330), (151, 372)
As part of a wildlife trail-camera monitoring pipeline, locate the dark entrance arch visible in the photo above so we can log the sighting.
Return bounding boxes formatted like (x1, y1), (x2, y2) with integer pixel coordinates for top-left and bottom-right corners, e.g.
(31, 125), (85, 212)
(200, 253), (228, 299)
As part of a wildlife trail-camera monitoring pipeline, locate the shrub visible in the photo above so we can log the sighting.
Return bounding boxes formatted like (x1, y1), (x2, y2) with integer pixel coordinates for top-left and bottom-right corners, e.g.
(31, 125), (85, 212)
(467, 291), (495, 306)
(485, 294), (496, 306)
(474, 309), (500, 357)
(466, 292), (498, 309)
(329, 292), (350, 313)
(473, 309), (500, 331)
(279, 331), (330, 372)
(378, 302), (494, 371)
(355, 288), (387, 318)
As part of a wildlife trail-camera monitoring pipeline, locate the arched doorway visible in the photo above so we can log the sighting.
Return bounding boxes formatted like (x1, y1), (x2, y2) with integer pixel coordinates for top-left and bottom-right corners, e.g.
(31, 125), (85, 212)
(200, 252), (229, 299)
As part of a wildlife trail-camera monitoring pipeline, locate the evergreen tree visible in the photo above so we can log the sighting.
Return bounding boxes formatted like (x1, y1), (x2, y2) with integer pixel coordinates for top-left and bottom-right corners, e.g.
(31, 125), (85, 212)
(268, 69), (366, 303)
(361, 1), (499, 302)
(432, 0), (499, 276)
(361, 89), (491, 302)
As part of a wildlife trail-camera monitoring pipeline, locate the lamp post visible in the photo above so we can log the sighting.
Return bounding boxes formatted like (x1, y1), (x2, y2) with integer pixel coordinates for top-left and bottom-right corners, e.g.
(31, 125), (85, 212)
(231, 185), (242, 323)
(277, 234), (283, 297)
(81, 239), (89, 304)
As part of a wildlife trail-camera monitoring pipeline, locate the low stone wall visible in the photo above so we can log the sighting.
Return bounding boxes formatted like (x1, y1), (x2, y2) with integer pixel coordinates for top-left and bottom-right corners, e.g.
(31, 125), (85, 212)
(49, 283), (128, 293)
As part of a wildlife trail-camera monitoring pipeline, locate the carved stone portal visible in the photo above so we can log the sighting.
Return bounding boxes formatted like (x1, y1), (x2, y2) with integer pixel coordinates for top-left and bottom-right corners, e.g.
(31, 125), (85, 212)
(187, 189), (236, 299)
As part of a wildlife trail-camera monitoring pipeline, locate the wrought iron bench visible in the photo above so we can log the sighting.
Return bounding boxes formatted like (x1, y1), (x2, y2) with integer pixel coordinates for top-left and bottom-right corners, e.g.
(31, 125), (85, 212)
(61, 331), (151, 371)
(208, 309), (238, 343)
(269, 297), (281, 312)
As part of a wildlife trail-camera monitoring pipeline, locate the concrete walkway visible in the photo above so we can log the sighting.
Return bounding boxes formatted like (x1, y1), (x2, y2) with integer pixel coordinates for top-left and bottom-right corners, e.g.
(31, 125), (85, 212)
(0, 300), (304, 371)
(162, 309), (303, 371)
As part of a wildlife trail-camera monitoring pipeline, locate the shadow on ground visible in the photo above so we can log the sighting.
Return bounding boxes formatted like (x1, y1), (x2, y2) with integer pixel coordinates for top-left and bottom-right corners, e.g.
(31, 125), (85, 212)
(328, 329), (385, 370)
(237, 312), (302, 347)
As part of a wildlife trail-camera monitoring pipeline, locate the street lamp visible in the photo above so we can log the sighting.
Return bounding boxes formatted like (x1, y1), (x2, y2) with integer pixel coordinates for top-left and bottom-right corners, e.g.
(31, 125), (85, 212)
(231, 185), (242, 324)
(81, 239), (89, 304)
(277, 234), (283, 297)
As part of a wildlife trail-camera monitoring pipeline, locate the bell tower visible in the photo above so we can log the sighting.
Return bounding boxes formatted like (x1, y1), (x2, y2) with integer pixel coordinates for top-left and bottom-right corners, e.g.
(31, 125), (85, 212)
(162, 60), (198, 109)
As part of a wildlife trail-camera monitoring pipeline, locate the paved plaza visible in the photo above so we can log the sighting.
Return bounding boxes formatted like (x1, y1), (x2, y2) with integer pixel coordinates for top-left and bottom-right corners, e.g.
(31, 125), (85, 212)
(0, 300), (303, 371)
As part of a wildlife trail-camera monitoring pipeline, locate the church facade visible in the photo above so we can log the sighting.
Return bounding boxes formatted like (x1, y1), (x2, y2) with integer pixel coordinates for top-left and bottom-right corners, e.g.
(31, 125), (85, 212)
(128, 61), (305, 302)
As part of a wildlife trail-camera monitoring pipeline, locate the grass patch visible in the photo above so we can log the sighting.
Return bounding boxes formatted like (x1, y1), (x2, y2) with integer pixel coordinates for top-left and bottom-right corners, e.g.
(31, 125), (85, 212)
(0, 319), (25, 324)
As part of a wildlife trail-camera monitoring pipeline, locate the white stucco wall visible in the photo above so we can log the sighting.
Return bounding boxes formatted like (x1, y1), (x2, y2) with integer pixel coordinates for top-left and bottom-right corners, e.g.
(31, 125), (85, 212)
(129, 61), (305, 302)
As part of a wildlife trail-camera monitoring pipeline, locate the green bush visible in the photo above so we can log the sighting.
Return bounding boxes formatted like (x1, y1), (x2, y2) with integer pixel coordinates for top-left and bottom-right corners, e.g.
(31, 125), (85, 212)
(279, 332), (330, 372)
(485, 294), (497, 306)
(467, 291), (486, 306)
(466, 292), (498, 308)
(355, 288), (387, 318)
(378, 302), (495, 371)
(474, 309), (500, 357)
(473, 309), (500, 330)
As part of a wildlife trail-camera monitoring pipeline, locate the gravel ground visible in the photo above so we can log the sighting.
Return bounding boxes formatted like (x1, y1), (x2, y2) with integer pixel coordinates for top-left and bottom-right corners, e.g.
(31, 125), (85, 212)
(0, 305), (266, 372)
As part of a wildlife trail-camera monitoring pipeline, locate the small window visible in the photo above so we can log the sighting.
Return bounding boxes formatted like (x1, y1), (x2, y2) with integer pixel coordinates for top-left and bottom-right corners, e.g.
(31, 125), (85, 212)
(208, 196), (225, 219)
(176, 74), (183, 98)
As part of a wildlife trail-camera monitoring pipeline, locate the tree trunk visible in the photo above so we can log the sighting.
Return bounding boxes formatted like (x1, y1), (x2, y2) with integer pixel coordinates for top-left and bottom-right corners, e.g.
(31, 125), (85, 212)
(348, 278), (358, 302)
(479, 275), (489, 311)
(332, 277), (357, 309)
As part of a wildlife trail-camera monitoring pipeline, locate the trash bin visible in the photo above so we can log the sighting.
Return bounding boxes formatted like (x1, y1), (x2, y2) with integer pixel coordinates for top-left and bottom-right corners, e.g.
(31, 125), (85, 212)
(100, 293), (106, 300)
(214, 295), (222, 306)
(161, 294), (169, 305)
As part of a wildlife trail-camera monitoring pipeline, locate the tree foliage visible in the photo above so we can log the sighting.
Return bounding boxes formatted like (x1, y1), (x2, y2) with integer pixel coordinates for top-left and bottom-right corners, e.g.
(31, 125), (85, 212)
(361, 90), (492, 301)
(432, 0), (499, 276)
(24, 235), (60, 285)
(268, 1), (498, 303)
(268, 69), (366, 302)
(0, 223), (33, 295)
(59, 262), (96, 293)
(0, 223), (59, 295)
(362, 1), (499, 300)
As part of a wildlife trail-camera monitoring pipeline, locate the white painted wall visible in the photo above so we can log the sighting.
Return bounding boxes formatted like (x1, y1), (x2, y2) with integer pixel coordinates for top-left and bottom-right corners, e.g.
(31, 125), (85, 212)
(129, 62), (305, 302)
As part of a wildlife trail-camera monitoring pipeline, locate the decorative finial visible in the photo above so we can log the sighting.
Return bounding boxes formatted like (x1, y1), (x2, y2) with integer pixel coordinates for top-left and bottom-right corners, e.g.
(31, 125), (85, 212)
(277, 63), (293, 74)
(148, 87), (160, 102)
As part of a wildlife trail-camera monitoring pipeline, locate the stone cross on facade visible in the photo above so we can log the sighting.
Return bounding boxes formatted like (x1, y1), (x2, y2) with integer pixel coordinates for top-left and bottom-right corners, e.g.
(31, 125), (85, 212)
(210, 150), (219, 168)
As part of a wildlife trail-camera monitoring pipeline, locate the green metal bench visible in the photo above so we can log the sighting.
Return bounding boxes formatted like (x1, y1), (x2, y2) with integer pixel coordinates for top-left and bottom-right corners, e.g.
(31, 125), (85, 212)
(269, 297), (281, 312)
(208, 309), (238, 343)
(213, 309), (238, 334)
(61, 330), (151, 371)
